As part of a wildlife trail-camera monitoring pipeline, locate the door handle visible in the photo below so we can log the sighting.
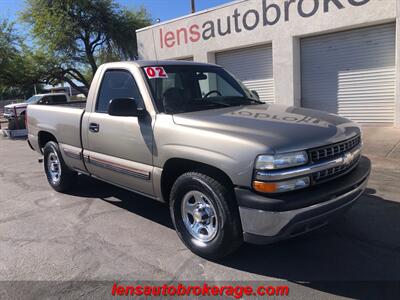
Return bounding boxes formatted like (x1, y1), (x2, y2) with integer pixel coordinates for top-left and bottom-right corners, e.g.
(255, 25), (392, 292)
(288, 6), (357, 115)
(89, 123), (100, 133)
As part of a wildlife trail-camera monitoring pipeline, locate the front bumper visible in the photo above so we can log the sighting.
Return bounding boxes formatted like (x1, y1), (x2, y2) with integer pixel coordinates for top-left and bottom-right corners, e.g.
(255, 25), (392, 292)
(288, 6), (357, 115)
(236, 156), (371, 244)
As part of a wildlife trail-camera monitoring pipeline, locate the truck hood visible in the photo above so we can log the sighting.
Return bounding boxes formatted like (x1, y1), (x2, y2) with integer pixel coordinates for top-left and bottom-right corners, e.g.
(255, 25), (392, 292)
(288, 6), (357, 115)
(4, 103), (27, 109)
(172, 104), (361, 153)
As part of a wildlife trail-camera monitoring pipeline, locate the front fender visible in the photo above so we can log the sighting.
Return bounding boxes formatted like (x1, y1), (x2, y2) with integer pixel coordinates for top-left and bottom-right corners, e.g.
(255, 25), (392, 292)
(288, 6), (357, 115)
(157, 144), (255, 187)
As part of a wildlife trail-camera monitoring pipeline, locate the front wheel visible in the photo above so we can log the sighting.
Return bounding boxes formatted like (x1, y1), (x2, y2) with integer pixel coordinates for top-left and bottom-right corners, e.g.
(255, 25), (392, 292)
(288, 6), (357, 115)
(43, 141), (77, 192)
(170, 172), (243, 260)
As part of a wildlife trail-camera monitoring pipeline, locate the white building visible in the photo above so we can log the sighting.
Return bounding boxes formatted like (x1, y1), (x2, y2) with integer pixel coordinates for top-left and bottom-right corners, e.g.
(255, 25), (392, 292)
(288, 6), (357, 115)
(137, 0), (399, 127)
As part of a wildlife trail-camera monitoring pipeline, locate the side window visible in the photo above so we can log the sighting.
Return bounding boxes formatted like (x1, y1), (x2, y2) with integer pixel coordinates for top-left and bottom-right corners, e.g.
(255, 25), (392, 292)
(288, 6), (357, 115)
(96, 70), (143, 113)
(41, 96), (51, 104)
(52, 95), (67, 103)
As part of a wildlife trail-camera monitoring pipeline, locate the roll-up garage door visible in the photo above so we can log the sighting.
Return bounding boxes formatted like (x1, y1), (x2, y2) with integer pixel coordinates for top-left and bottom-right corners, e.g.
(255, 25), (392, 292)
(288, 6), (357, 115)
(301, 23), (396, 125)
(216, 45), (274, 103)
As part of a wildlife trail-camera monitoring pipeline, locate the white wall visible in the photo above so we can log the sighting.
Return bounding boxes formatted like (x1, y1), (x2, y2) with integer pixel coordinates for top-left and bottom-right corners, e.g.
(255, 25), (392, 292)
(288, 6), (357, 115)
(396, 0), (400, 126)
(137, 0), (398, 125)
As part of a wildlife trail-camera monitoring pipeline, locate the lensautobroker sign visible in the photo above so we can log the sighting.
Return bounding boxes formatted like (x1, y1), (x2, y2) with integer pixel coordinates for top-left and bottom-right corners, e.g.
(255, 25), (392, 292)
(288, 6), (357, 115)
(159, 0), (370, 49)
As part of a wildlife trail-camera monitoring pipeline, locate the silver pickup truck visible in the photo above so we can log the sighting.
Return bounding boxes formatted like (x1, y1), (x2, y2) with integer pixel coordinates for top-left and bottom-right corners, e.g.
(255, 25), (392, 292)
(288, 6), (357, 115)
(3, 93), (70, 120)
(27, 60), (371, 259)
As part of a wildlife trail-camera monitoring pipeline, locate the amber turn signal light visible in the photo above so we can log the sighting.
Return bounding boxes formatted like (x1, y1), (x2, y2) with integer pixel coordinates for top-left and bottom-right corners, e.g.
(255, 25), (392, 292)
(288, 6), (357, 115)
(252, 181), (279, 193)
(252, 177), (310, 193)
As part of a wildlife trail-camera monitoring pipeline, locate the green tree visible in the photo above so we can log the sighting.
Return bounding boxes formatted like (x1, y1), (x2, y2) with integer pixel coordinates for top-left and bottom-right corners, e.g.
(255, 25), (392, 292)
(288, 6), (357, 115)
(0, 20), (23, 86)
(22, 0), (151, 95)
(0, 19), (38, 99)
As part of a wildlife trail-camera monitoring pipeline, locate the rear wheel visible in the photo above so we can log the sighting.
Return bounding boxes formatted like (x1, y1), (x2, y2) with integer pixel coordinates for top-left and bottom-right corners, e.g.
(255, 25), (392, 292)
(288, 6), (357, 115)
(170, 172), (243, 260)
(43, 141), (77, 192)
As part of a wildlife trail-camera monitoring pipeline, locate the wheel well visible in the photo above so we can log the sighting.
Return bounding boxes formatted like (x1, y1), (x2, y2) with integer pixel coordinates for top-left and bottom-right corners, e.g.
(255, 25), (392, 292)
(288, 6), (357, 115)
(38, 131), (58, 151)
(161, 158), (234, 203)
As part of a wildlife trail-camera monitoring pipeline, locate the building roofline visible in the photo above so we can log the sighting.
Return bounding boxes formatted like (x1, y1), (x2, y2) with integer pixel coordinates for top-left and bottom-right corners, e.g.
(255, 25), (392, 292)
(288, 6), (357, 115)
(136, 0), (247, 33)
(101, 60), (219, 67)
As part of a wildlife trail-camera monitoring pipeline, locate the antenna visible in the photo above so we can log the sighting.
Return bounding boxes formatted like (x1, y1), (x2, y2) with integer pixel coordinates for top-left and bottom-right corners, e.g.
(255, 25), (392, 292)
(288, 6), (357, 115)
(151, 28), (159, 62)
(191, 0), (195, 13)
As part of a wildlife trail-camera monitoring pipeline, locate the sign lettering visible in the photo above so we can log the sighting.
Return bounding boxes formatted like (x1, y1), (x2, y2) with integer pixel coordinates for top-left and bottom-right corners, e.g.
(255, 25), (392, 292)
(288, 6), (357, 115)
(159, 0), (370, 49)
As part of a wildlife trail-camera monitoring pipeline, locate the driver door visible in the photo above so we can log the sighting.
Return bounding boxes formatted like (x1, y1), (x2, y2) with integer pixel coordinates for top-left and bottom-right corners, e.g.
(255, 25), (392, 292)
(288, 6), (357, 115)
(84, 69), (154, 196)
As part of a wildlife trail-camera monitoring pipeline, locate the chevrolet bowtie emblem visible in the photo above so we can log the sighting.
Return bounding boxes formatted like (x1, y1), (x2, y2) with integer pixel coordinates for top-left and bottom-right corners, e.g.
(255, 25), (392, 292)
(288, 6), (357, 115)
(343, 150), (357, 166)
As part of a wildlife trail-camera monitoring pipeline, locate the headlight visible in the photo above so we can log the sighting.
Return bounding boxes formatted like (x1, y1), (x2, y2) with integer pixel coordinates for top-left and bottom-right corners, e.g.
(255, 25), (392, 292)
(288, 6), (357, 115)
(255, 151), (308, 170)
(253, 177), (310, 193)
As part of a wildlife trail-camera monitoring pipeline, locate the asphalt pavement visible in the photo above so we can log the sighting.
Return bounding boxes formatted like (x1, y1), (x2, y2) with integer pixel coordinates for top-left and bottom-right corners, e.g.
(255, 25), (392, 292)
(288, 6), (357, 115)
(0, 128), (399, 299)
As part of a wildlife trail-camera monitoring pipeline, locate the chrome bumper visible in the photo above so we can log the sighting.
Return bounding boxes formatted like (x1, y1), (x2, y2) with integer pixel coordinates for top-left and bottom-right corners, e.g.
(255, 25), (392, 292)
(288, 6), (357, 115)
(239, 178), (367, 243)
(237, 155), (371, 244)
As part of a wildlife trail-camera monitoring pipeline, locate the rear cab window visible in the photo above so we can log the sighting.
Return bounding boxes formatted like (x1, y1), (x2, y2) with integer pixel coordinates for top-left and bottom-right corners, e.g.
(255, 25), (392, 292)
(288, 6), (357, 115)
(39, 95), (67, 104)
(51, 95), (68, 103)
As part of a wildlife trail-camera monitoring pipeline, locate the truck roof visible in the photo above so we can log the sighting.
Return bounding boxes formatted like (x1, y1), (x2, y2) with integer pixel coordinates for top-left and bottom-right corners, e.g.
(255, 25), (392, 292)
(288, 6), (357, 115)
(35, 93), (69, 97)
(102, 60), (219, 68)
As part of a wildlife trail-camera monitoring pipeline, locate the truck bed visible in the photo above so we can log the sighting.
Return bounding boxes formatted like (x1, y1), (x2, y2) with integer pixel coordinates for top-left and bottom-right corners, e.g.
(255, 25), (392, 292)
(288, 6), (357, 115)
(27, 103), (85, 151)
(44, 100), (87, 109)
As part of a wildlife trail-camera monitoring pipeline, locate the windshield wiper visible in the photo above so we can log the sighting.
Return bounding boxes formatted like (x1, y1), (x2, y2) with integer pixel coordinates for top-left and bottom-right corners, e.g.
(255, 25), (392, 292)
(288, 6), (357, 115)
(247, 98), (264, 104)
(200, 96), (264, 108)
(226, 96), (264, 105)
(201, 99), (233, 107)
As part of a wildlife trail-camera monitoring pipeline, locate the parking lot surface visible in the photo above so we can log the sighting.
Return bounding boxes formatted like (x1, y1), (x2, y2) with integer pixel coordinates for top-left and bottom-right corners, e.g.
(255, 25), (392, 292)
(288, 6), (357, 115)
(1, 128), (400, 299)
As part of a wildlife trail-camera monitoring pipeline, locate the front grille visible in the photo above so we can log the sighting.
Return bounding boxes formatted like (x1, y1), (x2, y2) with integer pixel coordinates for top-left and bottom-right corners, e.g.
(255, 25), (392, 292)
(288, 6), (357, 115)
(309, 135), (361, 163)
(312, 155), (360, 184)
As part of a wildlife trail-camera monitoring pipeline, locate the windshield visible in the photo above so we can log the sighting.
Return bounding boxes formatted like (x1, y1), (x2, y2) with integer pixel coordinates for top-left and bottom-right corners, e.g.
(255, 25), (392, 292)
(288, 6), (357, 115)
(25, 95), (41, 104)
(143, 65), (261, 114)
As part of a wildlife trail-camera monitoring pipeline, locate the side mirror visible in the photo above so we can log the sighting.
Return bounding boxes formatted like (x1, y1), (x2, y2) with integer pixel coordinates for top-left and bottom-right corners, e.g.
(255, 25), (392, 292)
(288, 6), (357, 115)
(251, 90), (260, 100)
(108, 98), (146, 117)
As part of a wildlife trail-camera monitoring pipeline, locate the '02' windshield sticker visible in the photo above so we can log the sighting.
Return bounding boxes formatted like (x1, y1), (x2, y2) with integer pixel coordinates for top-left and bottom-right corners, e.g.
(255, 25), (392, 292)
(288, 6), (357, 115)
(144, 67), (168, 79)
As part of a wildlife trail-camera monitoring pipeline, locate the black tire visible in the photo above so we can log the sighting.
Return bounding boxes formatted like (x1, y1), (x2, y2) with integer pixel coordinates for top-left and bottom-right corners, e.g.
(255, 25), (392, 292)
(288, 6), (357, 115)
(170, 172), (243, 260)
(43, 141), (77, 192)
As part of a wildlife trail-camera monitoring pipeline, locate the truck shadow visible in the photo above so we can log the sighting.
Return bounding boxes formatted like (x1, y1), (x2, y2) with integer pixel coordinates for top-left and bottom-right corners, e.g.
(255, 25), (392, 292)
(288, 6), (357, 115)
(219, 188), (400, 298)
(69, 174), (174, 229)
(67, 176), (400, 299)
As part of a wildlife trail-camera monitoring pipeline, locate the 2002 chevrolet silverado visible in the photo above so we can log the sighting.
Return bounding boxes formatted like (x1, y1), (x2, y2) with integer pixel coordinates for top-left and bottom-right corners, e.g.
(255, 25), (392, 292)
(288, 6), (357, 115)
(27, 60), (371, 259)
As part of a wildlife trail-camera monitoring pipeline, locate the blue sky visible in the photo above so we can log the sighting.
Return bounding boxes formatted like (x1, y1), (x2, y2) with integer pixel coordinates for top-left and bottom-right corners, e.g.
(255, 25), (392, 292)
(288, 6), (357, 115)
(0, 0), (233, 32)
(119, 0), (233, 23)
